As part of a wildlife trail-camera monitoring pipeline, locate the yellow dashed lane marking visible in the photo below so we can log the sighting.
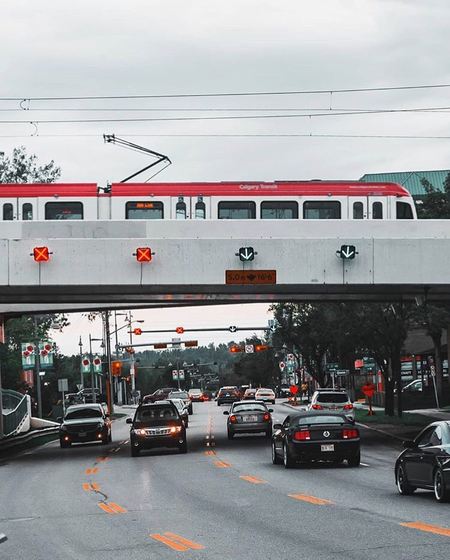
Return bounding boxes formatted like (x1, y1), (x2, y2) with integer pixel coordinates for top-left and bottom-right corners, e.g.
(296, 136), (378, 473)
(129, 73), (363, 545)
(401, 522), (450, 537)
(214, 460), (231, 468)
(240, 475), (267, 484)
(82, 482), (100, 492)
(85, 467), (98, 475)
(150, 532), (204, 551)
(288, 493), (334, 505)
(98, 502), (127, 514)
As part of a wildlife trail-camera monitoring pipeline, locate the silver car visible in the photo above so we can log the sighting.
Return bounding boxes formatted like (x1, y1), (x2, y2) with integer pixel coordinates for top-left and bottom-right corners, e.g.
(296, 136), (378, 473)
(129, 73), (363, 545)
(224, 401), (273, 439)
(308, 389), (355, 421)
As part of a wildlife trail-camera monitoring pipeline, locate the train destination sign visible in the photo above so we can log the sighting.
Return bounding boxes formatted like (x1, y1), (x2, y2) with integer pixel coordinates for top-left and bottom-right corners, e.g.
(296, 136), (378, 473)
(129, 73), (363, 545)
(225, 270), (276, 285)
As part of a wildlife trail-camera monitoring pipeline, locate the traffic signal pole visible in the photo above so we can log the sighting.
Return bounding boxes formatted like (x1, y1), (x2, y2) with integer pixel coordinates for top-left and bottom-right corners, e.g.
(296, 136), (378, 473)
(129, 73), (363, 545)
(104, 312), (114, 415)
(33, 317), (42, 418)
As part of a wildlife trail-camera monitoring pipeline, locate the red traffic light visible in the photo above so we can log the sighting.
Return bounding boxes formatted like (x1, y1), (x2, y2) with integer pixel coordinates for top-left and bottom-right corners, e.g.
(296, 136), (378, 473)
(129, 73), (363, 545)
(33, 246), (50, 262)
(133, 328), (142, 335)
(136, 247), (152, 263)
(111, 361), (122, 376)
(175, 326), (184, 334)
(255, 344), (269, 352)
(230, 345), (242, 353)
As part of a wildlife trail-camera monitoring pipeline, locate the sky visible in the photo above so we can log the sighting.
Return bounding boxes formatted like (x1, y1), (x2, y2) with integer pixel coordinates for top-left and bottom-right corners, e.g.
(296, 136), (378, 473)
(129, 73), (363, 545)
(2, 0), (450, 354)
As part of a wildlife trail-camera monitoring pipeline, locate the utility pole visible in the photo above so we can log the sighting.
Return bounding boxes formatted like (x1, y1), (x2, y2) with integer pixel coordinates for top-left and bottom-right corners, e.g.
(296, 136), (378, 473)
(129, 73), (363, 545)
(103, 311), (114, 414)
(33, 317), (42, 418)
(128, 311), (136, 403)
(89, 334), (96, 403)
(79, 336), (84, 389)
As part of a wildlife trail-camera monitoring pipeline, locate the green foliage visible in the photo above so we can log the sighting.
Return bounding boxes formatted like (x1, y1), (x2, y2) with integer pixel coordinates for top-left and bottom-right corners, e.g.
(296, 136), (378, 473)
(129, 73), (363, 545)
(0, 146), (61, 183)
(418, 174), (450, 218)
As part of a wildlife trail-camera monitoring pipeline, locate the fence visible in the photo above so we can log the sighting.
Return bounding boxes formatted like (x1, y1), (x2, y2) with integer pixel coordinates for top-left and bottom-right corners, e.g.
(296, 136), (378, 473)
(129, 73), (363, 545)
(1, 389), (29, 438)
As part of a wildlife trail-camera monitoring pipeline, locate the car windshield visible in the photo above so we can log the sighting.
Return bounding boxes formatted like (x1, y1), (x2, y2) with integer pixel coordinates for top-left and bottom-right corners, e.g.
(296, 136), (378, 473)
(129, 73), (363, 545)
(135, 405), (178, 421)
(233, 403), (267, 413)
(295, 415), (346, 426)
(65, 408), (102, 420)
(171, 400), (184, 411)
(316, 393), (348, 403)
(169, 392), (188, 399)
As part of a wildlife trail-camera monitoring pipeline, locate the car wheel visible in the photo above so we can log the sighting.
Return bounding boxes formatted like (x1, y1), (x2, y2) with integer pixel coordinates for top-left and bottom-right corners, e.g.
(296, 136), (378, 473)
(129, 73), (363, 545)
(272, 400), (276, 405)
(131, 445), (140, 457)
(179, 440), (188, 454)
(108, 432), (112, 443)
(188, 405), (193, 415)
(272, 441), (282, 465)
(347, 452), (360, 467)
(434, 468), (450, 502)
(396, 464), (416, 495)
(217, 401), (221, 407)
(283, 442), (295, 469)
(227, 429), (234, 440)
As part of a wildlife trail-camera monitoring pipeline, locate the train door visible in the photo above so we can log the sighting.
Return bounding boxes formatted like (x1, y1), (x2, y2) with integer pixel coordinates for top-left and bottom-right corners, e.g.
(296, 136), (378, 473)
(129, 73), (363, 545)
(368, 196), (388, 220)
(18, 197), (37, 221)
(348, 197), (367, 220)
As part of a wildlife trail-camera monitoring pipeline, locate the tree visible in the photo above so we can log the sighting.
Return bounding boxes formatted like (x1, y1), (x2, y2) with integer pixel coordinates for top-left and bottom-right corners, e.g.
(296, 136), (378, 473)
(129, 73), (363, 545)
(0, 146), (61, 183)
(418, 174), (450, 219)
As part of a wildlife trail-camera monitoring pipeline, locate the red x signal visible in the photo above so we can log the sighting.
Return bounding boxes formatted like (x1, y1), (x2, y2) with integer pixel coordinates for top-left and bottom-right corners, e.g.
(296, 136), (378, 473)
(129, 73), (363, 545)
(136, 247), (152, 262)
(33, 246), (50, 262)
(175, 326), (184, 334)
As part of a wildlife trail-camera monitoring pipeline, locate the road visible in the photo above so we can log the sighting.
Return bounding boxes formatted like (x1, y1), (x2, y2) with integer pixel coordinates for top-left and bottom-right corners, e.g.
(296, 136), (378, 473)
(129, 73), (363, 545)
(0, 401), (449, 559)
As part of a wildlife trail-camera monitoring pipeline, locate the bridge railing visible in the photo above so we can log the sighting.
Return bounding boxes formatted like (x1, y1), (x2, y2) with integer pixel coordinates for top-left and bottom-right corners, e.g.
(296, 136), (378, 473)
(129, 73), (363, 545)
(1, 389), (29, 438)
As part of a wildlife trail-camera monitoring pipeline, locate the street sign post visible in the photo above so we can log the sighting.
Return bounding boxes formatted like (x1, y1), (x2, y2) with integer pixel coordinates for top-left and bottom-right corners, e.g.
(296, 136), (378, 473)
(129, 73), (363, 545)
(58, 378), (69, 413)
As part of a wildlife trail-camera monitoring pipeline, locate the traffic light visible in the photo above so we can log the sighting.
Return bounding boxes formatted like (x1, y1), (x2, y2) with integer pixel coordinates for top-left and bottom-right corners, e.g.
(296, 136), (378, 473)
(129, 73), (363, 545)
(175, 326), (184, 334)
(230, 345), (243, 353)
(255, 344), (269, 352)
(135, 247), (152, 262)
(133, 328), (142, 335)
(33, 246), (50, 262)
(184, 340), (198, 348)
(111, 361), (122, 376)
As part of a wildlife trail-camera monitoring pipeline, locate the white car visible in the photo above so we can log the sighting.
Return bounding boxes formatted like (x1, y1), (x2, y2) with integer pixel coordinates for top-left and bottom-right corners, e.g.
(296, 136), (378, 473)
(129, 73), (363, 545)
(308, 389), (355, 421)
(255, 388), (276, 404)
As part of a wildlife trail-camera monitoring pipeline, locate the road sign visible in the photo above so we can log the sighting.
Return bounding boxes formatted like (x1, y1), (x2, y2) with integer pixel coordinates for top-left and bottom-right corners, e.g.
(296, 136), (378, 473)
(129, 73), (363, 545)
(76, 384), (83, 391)
(245, 344), (254, 354)
(172, 369), (185, 381)
(225, 270), (276, 285)
(336, 369), (349, 376)
(229, 325), (238, 333)
(135, 247), (152, 262)
(93, 355), (102, 373)
(81, 355), (91, 374)
(171, 337), (181, 348)
(279, 361), (286, 371)
(338, 245), (357, 259)
(58, 378), (69, 392)
(238, 247), (255, 262)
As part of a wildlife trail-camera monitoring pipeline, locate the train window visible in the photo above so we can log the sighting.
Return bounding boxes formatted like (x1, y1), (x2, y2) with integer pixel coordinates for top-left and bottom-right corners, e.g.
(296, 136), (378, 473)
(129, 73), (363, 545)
(353, 202), (364, 219)
(195, 200), (206, 219)
(396, 201), (413, 219)
(176, 199), (187, 220)
(125, 201), (163, 219)
(22, 203), (33, 221)
(3, 203), (13, 221)
(261, 201), (298, 219)
(45, 202), (83, 220)
(372, 201), (383, 219)
(303, 201), (341, 219)
(218, 201), (256, 219)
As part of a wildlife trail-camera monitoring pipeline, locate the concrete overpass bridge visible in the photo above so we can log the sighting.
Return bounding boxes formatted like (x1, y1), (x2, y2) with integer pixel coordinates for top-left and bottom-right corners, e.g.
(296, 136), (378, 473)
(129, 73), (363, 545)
(0, 220), (449, 309)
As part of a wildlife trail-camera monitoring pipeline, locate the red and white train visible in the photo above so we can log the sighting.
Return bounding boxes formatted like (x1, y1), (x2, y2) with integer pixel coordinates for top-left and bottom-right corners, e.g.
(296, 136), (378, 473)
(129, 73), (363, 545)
(0, 181), (416, 222)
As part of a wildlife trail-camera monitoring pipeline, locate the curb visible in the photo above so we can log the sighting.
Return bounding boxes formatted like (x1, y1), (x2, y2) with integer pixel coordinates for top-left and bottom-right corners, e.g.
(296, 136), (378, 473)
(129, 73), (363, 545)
(0, 533), (7, 544)
(0, 427), (59, 457)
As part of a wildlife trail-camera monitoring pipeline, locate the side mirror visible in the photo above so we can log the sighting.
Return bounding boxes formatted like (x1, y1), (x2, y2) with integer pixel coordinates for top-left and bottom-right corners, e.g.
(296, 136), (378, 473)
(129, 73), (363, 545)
(402, 439), (416, 449)
(273, 423), (282, 430)
(126, 418), (133, 424)
(57, 416), (62, 423)
(268, 409), (274, 413)
(223, 410), (229, 415)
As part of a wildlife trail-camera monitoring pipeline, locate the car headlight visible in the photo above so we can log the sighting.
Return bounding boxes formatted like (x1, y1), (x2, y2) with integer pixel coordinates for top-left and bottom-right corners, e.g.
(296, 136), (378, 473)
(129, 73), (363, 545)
(133, 429), (147, 436)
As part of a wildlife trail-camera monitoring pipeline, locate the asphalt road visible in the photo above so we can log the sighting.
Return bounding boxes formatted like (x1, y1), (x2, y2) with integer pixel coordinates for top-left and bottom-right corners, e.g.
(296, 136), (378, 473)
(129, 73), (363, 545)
(0, 401), (449, 559)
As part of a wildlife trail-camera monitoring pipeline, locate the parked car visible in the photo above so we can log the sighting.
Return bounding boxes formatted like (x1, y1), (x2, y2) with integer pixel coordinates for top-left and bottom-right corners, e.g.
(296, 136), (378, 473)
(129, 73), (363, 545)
(224, 401), (273, 439)
(216, 386), (241, 406)
(277, 386), (291, 398)
(395, 420), (450, 502)
(169, 398), (190, 428)
(189, 388), (204, 402)
(59, 404), (111, 448)
(168, 390), (193, 414)
(308, 389), (354, 421)
(142, 387), (175, 404)
(127, 400), (187, 457)
(242, 388), (257, 400)
(271, 412), (360, 468)
(255, 388), (276, 404)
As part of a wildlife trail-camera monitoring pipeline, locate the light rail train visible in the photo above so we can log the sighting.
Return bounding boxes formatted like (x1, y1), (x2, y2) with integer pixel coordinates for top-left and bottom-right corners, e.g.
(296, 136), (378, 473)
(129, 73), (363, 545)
(0, 181), (416, 221)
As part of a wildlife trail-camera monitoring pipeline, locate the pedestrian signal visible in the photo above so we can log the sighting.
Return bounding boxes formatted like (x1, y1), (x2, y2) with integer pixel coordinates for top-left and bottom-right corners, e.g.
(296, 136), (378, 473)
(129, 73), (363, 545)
(111, 361), (122, 376)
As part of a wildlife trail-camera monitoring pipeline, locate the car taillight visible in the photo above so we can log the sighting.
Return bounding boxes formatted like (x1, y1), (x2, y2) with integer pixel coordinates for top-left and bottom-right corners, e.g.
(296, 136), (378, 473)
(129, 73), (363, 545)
(343, 404), (354, 410)
(229, 415), (237, 423)
(293, 430), (311, 441)
(263, 412), (271, 422)
(342, 429), (359, 439)
(311, 404), (323, 410)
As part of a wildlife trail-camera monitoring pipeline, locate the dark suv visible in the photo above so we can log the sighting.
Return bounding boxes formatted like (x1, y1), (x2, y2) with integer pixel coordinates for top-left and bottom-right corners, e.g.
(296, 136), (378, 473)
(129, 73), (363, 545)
(216, 386), (241, 406)
(59, 404), (111, 448)
(127, 401), (187, 457)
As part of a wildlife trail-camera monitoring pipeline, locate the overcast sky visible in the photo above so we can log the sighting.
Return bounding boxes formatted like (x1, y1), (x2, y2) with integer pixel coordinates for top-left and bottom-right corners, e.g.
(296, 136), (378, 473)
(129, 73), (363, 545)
(2, 0), (450, 355)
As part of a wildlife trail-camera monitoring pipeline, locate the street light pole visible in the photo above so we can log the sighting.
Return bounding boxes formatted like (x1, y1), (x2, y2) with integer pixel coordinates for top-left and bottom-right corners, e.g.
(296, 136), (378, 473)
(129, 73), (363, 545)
(128, 311), (137, 403)
(103, 311), (114, 414)
(89, 334), (96, 404)
(79, 336), (83, 390)
(33, 317), (42, 418)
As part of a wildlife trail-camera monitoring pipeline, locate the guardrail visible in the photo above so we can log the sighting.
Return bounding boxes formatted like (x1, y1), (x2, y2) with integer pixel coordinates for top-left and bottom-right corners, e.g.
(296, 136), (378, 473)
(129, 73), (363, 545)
(1, 389), (29, 438)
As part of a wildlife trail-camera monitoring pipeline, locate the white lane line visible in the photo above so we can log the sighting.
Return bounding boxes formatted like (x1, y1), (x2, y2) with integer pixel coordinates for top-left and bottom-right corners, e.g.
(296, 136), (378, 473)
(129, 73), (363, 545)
(0, 533), (7, 543)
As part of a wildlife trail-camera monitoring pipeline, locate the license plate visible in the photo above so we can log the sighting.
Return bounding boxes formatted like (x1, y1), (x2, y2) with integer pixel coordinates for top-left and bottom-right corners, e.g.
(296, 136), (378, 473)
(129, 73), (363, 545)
(78, 431), (87, 437)
(321, 444), (334, 452)
(243, 415), (257, 422)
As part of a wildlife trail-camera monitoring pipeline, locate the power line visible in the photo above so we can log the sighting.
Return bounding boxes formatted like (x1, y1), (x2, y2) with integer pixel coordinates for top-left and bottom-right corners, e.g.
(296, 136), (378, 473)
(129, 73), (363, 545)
(1, 82), (450, 101)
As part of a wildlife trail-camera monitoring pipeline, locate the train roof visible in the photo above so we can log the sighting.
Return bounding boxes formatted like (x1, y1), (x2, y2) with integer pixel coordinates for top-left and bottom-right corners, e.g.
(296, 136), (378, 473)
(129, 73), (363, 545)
(0, 181), (411, 198)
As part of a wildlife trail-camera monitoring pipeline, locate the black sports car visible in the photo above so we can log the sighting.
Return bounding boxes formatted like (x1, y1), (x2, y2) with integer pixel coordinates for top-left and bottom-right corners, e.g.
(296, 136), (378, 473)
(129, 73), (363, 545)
(395, 420), (450, 502)
(272, 412), (360, 468)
